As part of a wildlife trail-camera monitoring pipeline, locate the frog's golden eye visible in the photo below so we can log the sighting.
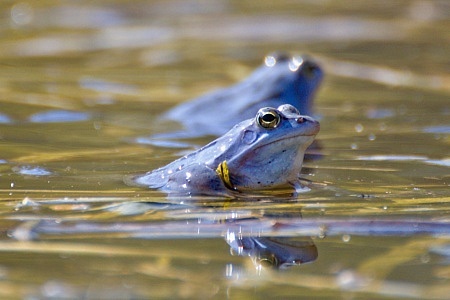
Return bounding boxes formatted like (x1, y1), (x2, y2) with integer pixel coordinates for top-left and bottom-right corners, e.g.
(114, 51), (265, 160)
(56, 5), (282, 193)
(257, 254), (278, 268)
(257, 108), (281, 129)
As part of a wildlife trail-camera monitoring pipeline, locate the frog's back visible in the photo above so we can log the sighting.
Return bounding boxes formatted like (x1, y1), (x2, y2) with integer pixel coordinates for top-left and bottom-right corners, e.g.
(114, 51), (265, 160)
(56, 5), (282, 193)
(162, 53), (323, 137)
(130, 134), (239, 193)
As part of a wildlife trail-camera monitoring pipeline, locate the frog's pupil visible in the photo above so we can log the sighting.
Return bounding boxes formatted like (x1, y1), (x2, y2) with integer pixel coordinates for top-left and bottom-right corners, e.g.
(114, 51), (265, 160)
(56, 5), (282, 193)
(263, 114), (276, 122)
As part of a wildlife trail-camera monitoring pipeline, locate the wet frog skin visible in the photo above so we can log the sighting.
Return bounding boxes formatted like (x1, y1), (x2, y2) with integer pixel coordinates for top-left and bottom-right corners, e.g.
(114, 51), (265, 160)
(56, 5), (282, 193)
(158, 53), (323, 139)
(131, 104), (320, 195)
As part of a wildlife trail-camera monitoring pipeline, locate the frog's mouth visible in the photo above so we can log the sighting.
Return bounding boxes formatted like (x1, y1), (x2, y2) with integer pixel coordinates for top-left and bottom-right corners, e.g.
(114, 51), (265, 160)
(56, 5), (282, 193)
(254, 130), (317, 152)
(215, 136), (316, 192)
(256, 117), (320, 149)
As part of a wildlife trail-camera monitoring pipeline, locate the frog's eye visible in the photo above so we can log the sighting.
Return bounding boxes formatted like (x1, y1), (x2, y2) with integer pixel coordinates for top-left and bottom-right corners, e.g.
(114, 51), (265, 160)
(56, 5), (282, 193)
(257, 254), (278, 268)
(257, 108), (281, 129)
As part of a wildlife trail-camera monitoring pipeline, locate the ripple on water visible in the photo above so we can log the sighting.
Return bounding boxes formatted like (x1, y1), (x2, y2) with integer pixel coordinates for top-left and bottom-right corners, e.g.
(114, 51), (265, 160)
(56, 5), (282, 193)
(356, 155), (450, 167)
(424, 158), (450, 167)
(356, 155), (428, 161)
(0, 113), (13, 124)
(79, 77), (138, 95)
(28, 110), (91, 123)
(422, 125), (450, 134)
(365, 108), (395, 119)
(12, 166), (53, 176)
(430, 244), (450, 262)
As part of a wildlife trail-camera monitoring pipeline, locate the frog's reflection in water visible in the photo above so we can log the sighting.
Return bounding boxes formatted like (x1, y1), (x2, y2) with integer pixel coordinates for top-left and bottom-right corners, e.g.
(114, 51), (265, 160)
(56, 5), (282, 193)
(223, 209), (318, 270)
(12, 199), (319, 272)
(226, 233), (318, 270)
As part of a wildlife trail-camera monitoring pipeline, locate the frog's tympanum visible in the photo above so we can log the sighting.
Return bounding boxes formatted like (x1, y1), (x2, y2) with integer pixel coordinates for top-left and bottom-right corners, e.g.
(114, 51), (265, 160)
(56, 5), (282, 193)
(131, 104), (320, 195)
(158, 53), (323, 139)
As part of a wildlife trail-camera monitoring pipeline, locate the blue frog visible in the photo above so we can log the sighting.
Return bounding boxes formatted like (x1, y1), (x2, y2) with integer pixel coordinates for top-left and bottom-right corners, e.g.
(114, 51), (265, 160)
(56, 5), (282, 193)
(130, 104), (320, 195)
(137, 53), (323, 146)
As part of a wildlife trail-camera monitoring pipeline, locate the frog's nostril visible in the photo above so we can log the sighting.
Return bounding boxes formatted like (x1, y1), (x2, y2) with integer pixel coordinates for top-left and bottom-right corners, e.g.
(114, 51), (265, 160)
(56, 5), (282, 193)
(299, 61), (320, 79)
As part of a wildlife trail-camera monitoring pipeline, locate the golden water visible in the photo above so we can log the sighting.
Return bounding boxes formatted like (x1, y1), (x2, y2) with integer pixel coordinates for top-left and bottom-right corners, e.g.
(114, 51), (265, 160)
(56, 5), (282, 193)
(0, 1), (449, 299)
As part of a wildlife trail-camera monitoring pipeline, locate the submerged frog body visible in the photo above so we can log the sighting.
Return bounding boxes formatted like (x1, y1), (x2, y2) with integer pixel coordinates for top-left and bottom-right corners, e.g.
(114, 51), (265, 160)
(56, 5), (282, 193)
(131, 104), (320, 195)
(153, 53), (323, 140)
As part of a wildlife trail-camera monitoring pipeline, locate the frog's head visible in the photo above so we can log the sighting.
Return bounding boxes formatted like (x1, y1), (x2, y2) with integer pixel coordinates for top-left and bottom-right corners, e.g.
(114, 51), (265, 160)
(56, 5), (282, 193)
(214, 104), (320, 191)
(250, 53), (324, 116)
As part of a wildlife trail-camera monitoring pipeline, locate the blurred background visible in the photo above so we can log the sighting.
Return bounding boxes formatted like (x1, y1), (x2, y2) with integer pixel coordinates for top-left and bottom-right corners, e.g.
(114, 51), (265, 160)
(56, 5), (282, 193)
(0, 1), (449, 299)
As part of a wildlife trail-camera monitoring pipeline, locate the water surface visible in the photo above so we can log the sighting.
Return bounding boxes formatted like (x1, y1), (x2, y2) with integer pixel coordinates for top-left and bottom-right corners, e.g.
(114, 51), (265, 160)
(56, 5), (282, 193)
(0, 1), (449, 299)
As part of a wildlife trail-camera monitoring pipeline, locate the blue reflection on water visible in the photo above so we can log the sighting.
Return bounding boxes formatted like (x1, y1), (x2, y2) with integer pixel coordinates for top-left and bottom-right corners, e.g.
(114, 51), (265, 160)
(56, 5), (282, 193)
(12, 165), (53, 176)
(423, 125), (450, 134)
(28, 110), (90, 123)
(425, 159), (450, 167)
(0, 113), (13, 124)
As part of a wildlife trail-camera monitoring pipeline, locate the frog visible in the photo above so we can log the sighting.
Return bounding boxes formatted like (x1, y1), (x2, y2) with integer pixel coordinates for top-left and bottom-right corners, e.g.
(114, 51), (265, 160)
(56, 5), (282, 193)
(129, 104), (320, 195)
(137, 52), (323, 145)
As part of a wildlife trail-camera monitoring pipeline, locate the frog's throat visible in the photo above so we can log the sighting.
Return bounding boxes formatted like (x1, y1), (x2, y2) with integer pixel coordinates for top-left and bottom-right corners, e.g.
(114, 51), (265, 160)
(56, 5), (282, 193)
(216, 160), (236, 191)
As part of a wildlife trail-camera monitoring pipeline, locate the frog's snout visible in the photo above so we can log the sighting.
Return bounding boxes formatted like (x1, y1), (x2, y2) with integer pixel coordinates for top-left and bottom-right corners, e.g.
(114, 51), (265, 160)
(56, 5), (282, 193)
(300, 116), (320, 135)
(298, 60), (323, 79)
(297, 115), (316, 124)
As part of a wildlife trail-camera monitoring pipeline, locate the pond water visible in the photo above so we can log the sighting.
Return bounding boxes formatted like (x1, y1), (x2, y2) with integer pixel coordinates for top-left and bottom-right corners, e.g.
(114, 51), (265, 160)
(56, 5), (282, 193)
(0, 0), (449, 299)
